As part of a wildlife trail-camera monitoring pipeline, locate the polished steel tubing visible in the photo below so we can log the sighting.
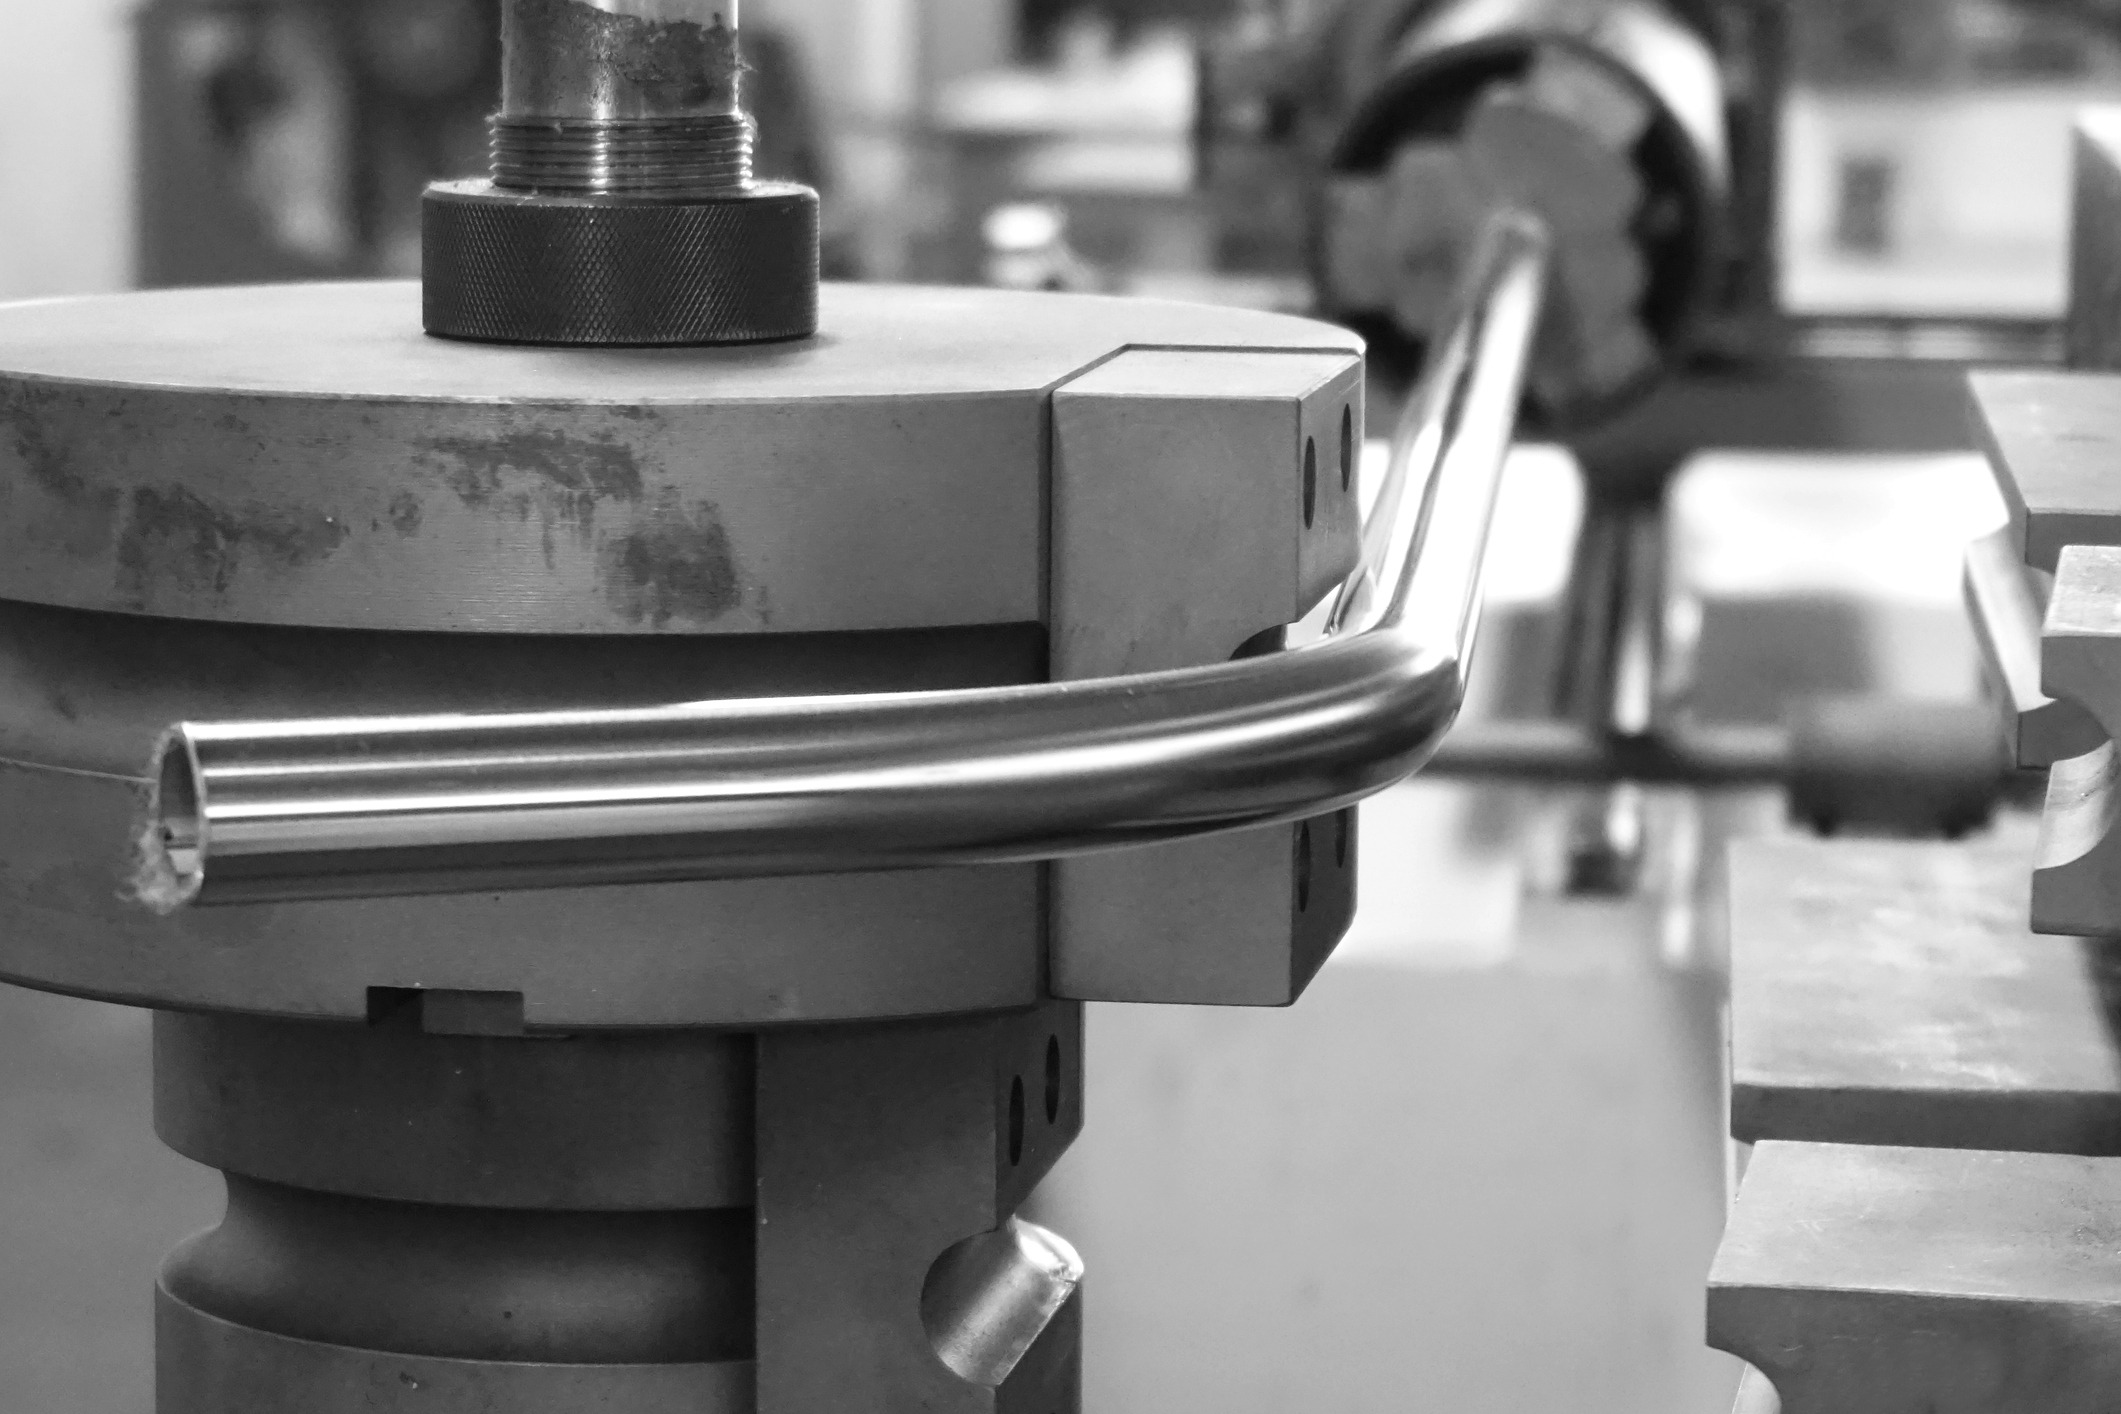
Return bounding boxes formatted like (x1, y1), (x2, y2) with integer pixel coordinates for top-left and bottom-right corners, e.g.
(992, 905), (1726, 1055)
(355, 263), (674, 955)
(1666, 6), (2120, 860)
(142, 214), (1550, 908)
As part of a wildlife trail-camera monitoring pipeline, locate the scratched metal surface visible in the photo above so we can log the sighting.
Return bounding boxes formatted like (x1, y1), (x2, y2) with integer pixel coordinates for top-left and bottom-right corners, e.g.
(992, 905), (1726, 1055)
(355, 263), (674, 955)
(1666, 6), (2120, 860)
(1710, 1141), (2121, 1414)
(0, 282), (1359, 633)
(1970, 368), (2121, 574)
(1730, 832), (2121, 1154)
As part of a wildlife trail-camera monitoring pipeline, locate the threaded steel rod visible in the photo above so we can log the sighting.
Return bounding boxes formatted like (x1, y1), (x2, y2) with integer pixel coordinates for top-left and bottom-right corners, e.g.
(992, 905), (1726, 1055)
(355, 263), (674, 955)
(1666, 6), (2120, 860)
(493, 0), (752, 196)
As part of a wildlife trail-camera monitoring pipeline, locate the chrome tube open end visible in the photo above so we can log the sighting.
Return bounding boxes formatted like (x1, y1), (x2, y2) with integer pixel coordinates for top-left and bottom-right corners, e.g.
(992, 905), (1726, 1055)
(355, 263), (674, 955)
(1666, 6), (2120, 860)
(135, 728), (206, 915)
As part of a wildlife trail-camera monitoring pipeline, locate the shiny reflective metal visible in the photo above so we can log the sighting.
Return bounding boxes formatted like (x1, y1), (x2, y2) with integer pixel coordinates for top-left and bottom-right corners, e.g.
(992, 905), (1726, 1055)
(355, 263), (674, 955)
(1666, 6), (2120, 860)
(1963, 525), (2102, 769)
(504, 0), (743, 122)
(494, 0), (752, 196)
(921, 1217), (1084, 1387)
(1324, 0), (1728, 432)
(143, 214), (1550, 908)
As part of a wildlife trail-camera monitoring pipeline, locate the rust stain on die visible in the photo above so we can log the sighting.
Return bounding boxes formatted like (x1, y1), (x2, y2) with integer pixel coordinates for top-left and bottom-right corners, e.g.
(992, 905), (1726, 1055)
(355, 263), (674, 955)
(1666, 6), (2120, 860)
(6, 384), (353, 605)
(0, 381), (122, 558)
(419, 428), (644, 505)
(415, 421), (749, 626)
(5, 380), (753, 627)
(114, 484), (349, 607)
(413, 426), (648, 568)
(601, 495), (747, 628)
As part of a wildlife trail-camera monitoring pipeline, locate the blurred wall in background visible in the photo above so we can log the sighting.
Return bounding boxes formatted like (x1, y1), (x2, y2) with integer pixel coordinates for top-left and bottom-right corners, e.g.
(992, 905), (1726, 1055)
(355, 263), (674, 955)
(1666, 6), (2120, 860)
(0, 0), (135, 298)
(0, 0), (1021, 299)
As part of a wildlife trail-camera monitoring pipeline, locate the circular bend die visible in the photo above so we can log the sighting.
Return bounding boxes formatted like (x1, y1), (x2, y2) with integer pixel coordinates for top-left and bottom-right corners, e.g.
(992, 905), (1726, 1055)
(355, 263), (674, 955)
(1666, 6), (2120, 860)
(0, 280), (1361, 1027)
(0, 280), (1352, 633)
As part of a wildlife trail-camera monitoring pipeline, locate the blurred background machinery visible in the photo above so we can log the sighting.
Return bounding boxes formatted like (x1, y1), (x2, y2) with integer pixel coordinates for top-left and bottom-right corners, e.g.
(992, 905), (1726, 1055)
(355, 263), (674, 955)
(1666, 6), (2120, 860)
(5, 1), (2121, 1412)
(132, 0), (834, 285)
(1702, 110), (2121, 1414)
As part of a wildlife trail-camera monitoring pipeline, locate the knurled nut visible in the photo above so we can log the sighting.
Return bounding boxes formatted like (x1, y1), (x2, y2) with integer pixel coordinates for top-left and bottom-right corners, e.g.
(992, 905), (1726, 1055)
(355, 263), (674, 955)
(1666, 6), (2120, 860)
(422, 177), (820, 347)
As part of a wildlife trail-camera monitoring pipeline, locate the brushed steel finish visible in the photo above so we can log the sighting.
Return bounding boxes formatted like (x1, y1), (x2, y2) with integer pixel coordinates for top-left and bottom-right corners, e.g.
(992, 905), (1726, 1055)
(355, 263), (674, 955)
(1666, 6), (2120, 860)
(1963, 526), (2101, 768)
(922, 1219), (1084, 1387)
(0, 282), (1358, 634)
(1046, 344), (1363, 1007)
(158, 1286), (753, 1414)
(1971, 367), (2121, 575)
(502, 0), (743, 126)
(2031, 544), (2121, 936)
(492, 0), (750, 196)
(1730, 837), (2121, 1157)
(755, 1001), (1085, 1414)
(1711, 1141), (2121, 1414)
(143, 216), (1548, 907)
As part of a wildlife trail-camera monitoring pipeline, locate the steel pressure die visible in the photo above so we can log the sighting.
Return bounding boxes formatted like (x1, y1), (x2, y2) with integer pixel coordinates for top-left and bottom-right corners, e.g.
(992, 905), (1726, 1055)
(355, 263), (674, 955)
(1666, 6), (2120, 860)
(0, 0), (1546, 1404)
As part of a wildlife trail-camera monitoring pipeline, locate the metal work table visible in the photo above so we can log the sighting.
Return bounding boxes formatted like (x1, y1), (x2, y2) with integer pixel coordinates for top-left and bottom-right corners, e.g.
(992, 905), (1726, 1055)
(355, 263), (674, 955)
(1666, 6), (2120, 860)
(1712, 1141), (2121, 1414)
(1730, 834), (2121, 1156)
(1704, 105), (2121, 1414)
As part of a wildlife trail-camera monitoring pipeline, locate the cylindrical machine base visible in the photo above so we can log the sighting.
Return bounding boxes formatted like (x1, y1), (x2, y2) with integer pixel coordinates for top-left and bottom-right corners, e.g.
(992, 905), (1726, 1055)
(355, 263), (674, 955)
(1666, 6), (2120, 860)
(157, 1285), (752, 1414)
(152, 1014), (757, 1410)
(153, 1013), (755, 1209)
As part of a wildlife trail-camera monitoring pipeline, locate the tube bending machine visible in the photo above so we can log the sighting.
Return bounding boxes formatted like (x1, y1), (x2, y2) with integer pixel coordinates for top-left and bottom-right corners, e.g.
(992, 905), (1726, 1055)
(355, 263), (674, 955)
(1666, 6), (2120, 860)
(3, 2), (2105, 1410)
(0, 2), (1548, 1409)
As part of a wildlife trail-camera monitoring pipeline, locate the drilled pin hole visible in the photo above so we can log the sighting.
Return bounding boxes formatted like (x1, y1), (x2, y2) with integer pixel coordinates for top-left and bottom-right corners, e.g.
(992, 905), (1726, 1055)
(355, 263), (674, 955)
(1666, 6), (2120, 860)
(1044, 1035), (1061, 1124)
(1295, 821), (1313, 912)
(1008, 1075), (1025, 1164)
(1340, 404), (1353, 492)
(1302, 436), (1317, 528)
